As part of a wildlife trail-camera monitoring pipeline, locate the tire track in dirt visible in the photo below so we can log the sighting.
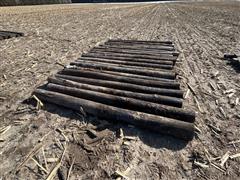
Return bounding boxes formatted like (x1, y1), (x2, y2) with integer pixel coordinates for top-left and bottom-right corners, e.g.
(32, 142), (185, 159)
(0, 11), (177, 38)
(123, 4), (158, 40)
(117, 4), (155, 39)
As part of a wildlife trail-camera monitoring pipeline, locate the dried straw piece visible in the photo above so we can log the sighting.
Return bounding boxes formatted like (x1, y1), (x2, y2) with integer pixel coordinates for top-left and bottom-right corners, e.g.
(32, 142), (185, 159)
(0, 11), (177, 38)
(194, 96), (203, 113)
(229, 153), (240, 159)
(220, 151), (230, 167)
(46, 146), (66, 180)
(219, 107), (226, 118)
(42, 147), (48, 170)
(46, 161), (62, 180)
(114, 170), (129, 180)
(32, 95), (44, 109)
(236, 98), (239, 106)
(194, 160), (209, 169)
(66, 157), (75, 180)
(187, 83), (196, 96)
(31, 157), (49, 174)
(184, 89), (190, 99)
(46, 158), (58, 163)
(123, 136), (137, 141)
(16, 142), (43, 171)
(119, 128), (124, 139)
(116, 167), (131, 180)
(228, 140), (240, 145)
(210, 163), (226, 173)
(0, 125), (11, 135)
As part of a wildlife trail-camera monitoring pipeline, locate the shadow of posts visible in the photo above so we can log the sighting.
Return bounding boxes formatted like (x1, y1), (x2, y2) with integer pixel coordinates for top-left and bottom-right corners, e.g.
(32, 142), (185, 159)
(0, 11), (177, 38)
(25, 97), (190, 151)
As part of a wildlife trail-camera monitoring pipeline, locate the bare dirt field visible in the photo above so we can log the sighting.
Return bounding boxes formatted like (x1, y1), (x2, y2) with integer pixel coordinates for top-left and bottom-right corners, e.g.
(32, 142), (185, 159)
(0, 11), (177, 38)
(0, 1), (240, 179)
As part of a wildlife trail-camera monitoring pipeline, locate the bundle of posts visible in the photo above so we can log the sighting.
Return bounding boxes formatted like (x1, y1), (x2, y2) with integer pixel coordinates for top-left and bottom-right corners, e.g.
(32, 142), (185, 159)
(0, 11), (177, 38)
(34, 39), (196, 140)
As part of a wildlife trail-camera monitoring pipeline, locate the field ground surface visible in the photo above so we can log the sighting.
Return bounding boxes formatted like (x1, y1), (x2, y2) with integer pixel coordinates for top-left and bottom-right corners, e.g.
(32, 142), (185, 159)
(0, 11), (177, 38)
(0, 1), (240, 179)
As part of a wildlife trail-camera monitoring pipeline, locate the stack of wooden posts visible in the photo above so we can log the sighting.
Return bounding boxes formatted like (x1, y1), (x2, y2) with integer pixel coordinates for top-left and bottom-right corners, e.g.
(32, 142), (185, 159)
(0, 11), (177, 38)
(34, 39), (196, 140)
(0, 31), (24, 40)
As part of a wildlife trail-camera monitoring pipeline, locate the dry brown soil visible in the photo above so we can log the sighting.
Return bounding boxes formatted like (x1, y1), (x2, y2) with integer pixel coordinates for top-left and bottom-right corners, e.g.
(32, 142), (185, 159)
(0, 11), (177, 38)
(0, 1), (240, 179)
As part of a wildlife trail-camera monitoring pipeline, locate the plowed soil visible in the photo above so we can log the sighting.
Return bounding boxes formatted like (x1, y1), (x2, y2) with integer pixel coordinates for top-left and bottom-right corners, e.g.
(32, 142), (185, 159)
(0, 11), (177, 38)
(0, 1), (240, 179)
